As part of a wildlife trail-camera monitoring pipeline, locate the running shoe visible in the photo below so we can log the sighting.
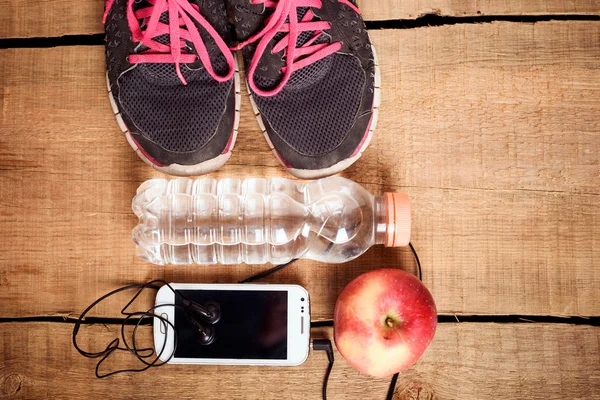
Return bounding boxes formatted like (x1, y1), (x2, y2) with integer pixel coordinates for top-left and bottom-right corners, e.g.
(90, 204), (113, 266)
(228, 0), (379, 178)
(103, 0), (240, 176)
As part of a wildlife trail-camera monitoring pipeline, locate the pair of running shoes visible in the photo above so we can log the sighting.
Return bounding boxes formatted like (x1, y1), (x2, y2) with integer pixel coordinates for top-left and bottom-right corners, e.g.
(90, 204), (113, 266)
(104, 0), (380, 178)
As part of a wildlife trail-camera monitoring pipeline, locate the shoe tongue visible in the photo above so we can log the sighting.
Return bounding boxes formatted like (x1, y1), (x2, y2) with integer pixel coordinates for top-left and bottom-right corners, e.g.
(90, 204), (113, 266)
(154, 11), (171, 46)
(260, 6), (332, 90)
(133, 4), (228, 84)
(132, 2), (173, 55)
(273, 7), (318, 48)
(138, 9), (200, 84)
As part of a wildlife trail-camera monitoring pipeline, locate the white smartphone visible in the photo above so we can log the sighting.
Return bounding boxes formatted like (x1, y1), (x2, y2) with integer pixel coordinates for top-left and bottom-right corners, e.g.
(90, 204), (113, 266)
(153, 283), (310, 366)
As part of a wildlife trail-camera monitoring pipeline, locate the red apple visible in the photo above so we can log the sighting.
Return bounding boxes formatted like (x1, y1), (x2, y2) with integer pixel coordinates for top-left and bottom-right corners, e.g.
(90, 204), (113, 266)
(333, 268), (437, 377)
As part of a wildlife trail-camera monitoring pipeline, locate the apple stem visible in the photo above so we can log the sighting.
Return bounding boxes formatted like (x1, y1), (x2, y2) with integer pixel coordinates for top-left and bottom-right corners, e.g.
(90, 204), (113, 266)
(385, 317), (394, 328)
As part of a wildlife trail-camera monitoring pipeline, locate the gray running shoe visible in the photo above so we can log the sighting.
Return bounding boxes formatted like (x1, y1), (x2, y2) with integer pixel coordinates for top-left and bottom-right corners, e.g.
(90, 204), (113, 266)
(228, 0), (379, 178)
(104, 0), (240, 176)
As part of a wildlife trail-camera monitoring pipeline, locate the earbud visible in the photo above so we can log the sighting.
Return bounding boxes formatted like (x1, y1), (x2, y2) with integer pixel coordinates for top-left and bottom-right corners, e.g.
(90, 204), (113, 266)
(201, 301), (221, 324)
(194, 324), (216, 346)
(184, 311), (217, 346)
(182, 299), (221, 324)
(181, 299), (221, 346)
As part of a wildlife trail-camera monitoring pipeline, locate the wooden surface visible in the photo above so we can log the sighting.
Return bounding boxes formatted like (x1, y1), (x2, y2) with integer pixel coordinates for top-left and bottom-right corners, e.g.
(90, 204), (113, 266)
(1, 22), (599, 319)
(2, 0), (600, 38)
(1, 1), (599, 399)
(359, 0), (600, 20)
(0, 323), (598, 399)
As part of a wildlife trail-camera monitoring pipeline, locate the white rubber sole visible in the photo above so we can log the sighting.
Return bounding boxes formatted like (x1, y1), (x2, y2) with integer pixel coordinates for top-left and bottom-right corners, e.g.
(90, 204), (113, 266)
(247, 42), (381, 179)
(107, 60), (241, 176)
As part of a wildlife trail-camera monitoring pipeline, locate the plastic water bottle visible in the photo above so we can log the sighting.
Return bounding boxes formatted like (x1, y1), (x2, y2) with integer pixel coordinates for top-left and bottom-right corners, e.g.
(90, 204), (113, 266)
(132, 177), (410, 265)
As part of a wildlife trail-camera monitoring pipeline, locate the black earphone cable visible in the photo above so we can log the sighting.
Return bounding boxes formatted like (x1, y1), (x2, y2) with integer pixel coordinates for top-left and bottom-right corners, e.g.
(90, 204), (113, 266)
(386, 373), (399, 400)
(409, 241), (422, 281)
(73, 280), (200, 378)
(239, 259), (298, 283)
(312, 340), (334, 400)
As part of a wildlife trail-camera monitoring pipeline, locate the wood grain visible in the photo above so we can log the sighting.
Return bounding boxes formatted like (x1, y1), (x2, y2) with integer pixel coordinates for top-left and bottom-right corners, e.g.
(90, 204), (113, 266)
(359, 0), (600, 21)
(1, 0), (599, 38)
(1, 22), (599, 319)
(0, 322), (598, 399)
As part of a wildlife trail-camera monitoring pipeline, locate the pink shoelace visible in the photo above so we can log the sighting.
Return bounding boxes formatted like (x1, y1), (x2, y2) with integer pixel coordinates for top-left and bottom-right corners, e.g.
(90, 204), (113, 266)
(233, 0), (360, 97)
(103, 0), (235, 85)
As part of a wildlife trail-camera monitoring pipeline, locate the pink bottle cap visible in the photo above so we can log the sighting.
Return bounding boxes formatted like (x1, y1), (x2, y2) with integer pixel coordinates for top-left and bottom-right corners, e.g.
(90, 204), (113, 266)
(383, 192), (411, 247)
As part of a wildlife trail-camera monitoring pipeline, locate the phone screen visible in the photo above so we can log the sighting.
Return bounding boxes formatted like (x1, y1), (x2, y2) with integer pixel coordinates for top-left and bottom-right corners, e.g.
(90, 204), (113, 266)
(174, 290), (288, 360)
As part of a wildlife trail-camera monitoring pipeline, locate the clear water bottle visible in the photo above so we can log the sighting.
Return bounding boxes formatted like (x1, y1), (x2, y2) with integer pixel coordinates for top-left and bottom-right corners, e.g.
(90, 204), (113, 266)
(132, 177), (410, 265)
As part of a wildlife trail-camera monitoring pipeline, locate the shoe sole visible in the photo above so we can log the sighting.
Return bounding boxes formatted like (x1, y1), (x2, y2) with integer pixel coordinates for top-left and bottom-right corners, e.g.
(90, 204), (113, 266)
(247, 41), (381, 179)
(107, 59), (241, 176)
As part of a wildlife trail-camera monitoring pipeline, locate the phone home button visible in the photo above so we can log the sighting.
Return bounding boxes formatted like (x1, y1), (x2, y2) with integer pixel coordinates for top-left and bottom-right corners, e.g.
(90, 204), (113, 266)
(159, 313), (168, 334)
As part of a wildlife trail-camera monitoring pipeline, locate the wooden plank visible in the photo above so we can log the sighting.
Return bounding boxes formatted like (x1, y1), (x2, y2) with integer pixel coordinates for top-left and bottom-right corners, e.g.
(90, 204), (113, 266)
(0, 322), (598, 399)
(359, 0), (600, 21)
(0, 0), (102, 39)
(1, 0), (600, 38)
(1, 21), (599, 319)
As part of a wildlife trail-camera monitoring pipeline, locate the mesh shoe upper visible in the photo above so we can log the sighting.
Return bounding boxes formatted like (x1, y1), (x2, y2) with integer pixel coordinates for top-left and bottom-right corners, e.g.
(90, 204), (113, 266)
(104, 0), (236, 168)
(228, 0), (376, 171)
(119, 64), (231, 154)
(254, 55), (364, 157)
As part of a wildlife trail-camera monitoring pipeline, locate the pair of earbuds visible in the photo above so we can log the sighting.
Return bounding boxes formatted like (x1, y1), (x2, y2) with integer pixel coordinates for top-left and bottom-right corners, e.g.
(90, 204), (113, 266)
(72, 280), (223, 378)
(181, 299), (221, 346)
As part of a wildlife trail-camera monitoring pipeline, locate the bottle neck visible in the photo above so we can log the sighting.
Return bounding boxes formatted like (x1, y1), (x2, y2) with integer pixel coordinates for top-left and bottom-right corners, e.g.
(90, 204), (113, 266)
(374, 195), (387, 245)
